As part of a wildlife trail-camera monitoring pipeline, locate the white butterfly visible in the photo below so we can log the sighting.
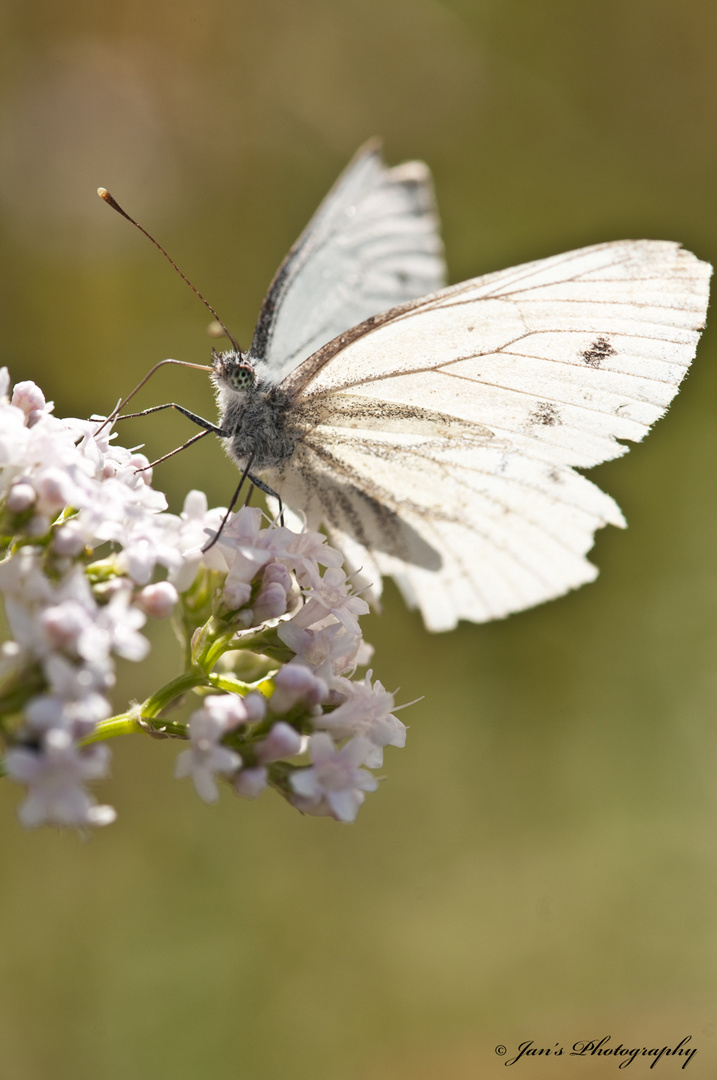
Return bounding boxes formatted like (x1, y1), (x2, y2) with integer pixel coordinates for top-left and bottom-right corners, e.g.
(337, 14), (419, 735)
(168, 142), (714, 632)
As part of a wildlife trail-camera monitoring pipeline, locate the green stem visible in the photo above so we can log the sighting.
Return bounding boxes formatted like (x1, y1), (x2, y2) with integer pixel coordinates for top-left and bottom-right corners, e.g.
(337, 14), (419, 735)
(86, 669), (211, 745)
(206, 672), (256, 694)
(141, 669), (208, 719)
(81, 714), (144, 743)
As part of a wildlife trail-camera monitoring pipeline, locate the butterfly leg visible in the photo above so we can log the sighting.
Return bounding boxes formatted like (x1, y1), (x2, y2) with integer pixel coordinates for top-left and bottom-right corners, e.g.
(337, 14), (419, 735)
(113, 401), (229, 436)
(136, 427), (212, 471)
(247, 473), (284, 526)
(201, 453), (256, 552)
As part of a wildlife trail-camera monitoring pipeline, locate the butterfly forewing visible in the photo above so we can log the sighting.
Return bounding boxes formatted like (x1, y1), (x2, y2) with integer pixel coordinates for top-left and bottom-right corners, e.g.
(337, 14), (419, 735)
(269, 238), (710, 630)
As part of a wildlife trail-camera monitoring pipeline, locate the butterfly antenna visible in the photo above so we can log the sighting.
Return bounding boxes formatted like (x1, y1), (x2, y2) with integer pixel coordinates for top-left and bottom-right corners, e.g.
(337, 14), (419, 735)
(97, 187), (242, 352)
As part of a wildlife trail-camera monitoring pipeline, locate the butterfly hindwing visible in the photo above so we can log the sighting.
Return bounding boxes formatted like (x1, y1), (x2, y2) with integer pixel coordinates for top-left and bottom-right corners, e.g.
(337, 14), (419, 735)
(248, 141), (447, 384)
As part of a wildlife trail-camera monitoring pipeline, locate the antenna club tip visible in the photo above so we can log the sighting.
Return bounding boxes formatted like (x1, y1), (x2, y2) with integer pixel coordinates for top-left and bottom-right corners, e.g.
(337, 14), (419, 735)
(98, 188), (126, 217)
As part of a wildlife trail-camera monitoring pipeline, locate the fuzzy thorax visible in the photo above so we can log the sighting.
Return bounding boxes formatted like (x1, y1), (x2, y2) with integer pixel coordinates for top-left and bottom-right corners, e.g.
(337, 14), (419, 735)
(211, 350), (298, 472)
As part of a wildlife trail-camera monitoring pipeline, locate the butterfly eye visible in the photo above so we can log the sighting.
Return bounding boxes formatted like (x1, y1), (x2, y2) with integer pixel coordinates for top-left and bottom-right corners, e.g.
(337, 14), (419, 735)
(226, 361), (256, 392)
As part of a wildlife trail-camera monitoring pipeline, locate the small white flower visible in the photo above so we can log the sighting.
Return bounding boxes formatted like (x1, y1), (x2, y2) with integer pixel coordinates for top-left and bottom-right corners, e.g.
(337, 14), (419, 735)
(289, 733), (378, 822)
(43, 652), (114, 700)
(26, 691), (111, 735)
(41, 599), (96, 654)
(0, 545), (52, 608)
(277, 620), (364, 679)
(24, 695), (66, 731)
(218, 506), (276, 584)
(114, 523), (184, 586)
(95, 591), (149, 662)
(268, 525), (344, 583)
(174, 696), (245, 802)
(292, 567), (370, 636)
(315, 671), (406, 768)
(162, 489), (228, 591)
(23, 649), (114, 738)
(6, 729), (116, 828)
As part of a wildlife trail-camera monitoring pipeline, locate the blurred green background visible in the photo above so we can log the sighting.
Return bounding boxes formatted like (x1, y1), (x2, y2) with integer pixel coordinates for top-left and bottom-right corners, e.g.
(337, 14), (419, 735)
(1, 1), (717, 1077)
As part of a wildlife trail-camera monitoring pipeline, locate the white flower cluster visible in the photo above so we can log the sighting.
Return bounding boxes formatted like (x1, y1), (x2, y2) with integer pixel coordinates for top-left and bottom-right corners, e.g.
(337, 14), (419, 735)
(0, 370), (406, 829)
(173, 503), (407, 821)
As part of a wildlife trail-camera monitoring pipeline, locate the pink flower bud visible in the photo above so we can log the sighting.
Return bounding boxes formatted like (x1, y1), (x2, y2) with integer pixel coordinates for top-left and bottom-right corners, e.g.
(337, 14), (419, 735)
(222, 581), (252, 610)
(11, 381), (46, 421)
(233, 766), (268, 799)
(256, 721), (303, 763)
(270, 664), (328, 713)
(252, 581), (289, 623)
(53, 521), (86, 557)
(136, 582), (178, 619)
(36, 469), (72, 511)
(6, 482), (37, 513)
(203, 694), (250, 729)
(242, 691), (267, 723)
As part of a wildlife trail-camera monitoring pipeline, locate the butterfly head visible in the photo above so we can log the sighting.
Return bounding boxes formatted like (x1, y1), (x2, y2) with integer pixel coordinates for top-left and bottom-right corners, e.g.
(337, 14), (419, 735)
(211, 349), (257, 394)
